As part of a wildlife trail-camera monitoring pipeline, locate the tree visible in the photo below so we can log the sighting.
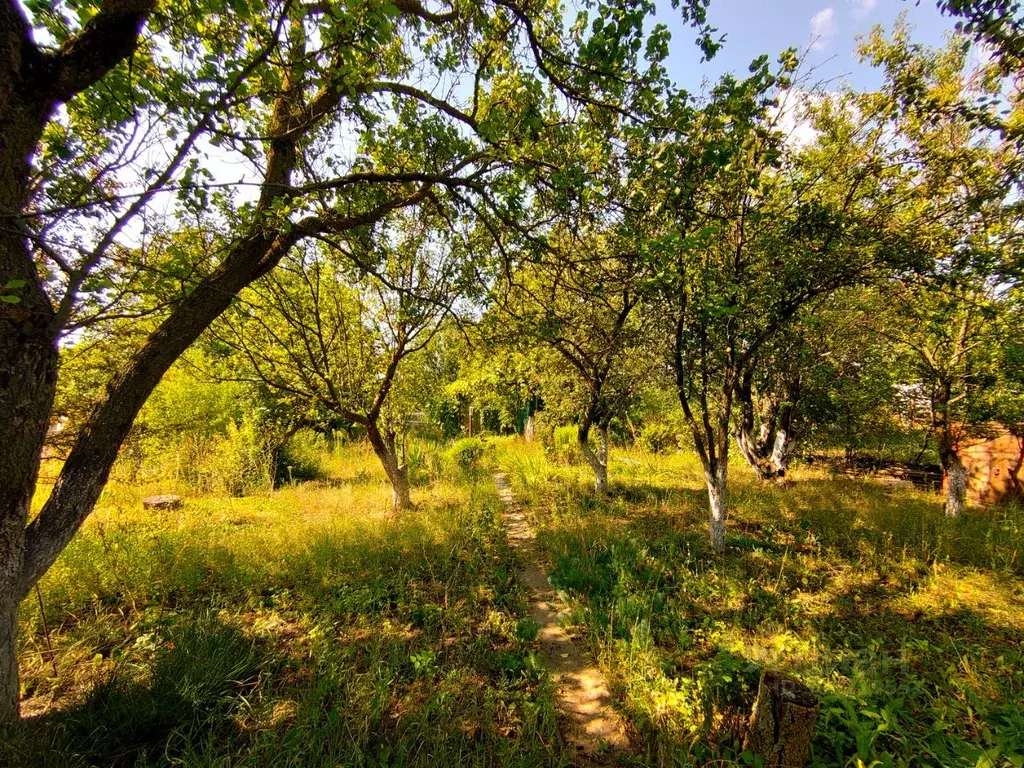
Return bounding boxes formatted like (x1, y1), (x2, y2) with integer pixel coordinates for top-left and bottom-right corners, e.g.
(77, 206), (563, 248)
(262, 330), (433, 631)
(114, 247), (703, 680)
(644, 55), (918, 551)
(733, 327), (809, 480)
(879, 279), (1015, 515)
(860, 23), (1023, 515)
(1, 0), (705, 722)
(213, 210), (470, 511)
(935, 0), (1024, 76)
(494, 231), (652, 495)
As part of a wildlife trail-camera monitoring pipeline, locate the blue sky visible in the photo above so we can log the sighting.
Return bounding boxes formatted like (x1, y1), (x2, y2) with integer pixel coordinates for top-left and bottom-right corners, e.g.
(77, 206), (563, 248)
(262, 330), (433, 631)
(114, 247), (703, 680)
(656, 0), (960, 93)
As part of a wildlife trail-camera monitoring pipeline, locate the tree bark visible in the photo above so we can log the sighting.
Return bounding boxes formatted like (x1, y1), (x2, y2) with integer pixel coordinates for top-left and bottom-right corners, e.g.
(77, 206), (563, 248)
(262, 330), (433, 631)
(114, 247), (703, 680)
(933, 379), (966, 518)
(366, 421), (411, 512)
(0, 0), (155, 723)
(734, 371), (794, 481)
(744, 670), (818, 768)
(706, 461), (728, 554)
(943, 451), (967, 517)
(0, 589), (18, 724)
(578, 420), (609, 497)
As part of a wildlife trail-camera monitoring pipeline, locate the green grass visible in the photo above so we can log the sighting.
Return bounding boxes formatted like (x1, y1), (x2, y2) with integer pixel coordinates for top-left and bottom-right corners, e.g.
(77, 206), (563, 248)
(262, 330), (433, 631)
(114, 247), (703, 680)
(9, 437), (1024, 767)
(495, 438), (1024, 768)
(6, 443), (567, 767)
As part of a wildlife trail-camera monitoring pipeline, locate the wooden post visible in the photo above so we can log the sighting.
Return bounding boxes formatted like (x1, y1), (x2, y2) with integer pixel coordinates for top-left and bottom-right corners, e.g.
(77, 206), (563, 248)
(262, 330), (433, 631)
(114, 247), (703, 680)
(744, 671), (818, 768)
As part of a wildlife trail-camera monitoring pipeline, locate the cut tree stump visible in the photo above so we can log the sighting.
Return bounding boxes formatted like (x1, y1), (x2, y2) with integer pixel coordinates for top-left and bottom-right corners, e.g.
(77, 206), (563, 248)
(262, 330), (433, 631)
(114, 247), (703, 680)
(744, 670), (818, 768)
(142, 494), (182, 511)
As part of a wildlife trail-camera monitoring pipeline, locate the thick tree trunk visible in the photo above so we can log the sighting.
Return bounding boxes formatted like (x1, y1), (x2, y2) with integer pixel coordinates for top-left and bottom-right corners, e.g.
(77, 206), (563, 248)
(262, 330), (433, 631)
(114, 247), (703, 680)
(706, 462), (728, 554)
(1, 2), (159, 722)
(735, 427), (780, 481)
(734, 373), (793, 481)
(0, 34), (56, 727)
(770, 428), (794, 476)
(0, 591), (17, 724)
(578, 421), (609, 497)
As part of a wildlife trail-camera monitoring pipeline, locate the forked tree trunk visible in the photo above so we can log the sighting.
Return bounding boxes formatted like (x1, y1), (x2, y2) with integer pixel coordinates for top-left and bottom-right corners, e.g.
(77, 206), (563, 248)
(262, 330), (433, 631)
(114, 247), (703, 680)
(706, 462), (728, 554)
(578, 421), (609, 497)
(366, 421), (411, 512)
(734, 373), (797, 481)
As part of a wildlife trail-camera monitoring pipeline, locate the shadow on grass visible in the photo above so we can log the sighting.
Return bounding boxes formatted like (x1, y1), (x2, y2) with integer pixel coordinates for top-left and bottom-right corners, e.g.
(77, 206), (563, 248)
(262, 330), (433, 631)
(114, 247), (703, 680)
(3, 615), (263, 768)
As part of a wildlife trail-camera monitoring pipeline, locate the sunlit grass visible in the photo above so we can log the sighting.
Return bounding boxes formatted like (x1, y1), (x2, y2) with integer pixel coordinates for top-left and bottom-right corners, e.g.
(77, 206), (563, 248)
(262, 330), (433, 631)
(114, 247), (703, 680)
(496, 438), (1024, 767)
(8, 441), (566, 768)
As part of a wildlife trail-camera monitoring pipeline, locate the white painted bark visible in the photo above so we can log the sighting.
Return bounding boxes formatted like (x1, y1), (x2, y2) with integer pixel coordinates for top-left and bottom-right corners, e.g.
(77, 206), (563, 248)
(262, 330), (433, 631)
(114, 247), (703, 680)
(706, 464), (728, 553)
(578, 425), (609, 497)
(945, 454), (967, 518)
(770, 429), (793, 475)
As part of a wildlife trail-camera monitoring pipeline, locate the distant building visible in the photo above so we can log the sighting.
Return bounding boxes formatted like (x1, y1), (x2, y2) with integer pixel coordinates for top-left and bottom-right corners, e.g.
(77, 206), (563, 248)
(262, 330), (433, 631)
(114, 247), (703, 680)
(955, 427), (1024, 505)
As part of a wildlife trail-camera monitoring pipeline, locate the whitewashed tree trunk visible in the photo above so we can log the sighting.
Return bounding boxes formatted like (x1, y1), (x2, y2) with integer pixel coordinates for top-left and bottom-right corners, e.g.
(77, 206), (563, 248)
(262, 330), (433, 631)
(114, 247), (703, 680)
(706, 463), (728, 553)
(945, 453), (967, 517)
(770, 429), (793, 476)
(578, 424), (609, 497)
(524, 413), (536, 441)
(390, 464), (411, 512)
(366, 422), (411, 512)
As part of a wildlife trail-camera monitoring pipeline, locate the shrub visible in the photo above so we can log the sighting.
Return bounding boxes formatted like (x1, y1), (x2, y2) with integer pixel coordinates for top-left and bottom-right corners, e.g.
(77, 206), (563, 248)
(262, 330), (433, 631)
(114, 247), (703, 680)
(446, 437), (487, 472)
(275, 429), (328, 485)
(549, 425), (581, 465)
(639, 422), (679, 454)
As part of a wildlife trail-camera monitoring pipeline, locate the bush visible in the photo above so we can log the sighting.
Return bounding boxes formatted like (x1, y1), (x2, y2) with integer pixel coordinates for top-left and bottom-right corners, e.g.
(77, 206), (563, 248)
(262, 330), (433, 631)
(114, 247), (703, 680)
(446, 437), (487, 472)
(198, 417), (275, 496)
(275, 429), (328, 485)
(639, 422), (679, 454)
(549, 425), (581, 465)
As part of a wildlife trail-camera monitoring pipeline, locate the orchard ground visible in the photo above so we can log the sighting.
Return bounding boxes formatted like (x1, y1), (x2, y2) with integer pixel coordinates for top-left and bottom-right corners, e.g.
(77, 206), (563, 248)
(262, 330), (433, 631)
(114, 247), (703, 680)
(3, 438), (1023, 768)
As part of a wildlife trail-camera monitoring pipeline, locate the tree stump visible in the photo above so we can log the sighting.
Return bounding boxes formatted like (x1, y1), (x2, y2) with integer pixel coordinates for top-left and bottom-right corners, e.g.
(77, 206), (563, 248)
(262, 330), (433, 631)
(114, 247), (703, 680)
(744, 671), (818, 768)
(142, 494), (182, 511)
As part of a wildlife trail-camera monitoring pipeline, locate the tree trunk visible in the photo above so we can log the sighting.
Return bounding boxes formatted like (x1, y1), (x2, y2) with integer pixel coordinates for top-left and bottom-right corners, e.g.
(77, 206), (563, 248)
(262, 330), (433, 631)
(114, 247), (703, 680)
(0, 586), (19, 724)
(770, 428), (794, 476)
(1, 2), (156, 723)
(578, 421), (609, 497)
(944, 451), (967, 517)
(734, 374), (785, 481)
(366, 421), (411, 512)
(706, 461), (728, 554)
(934, 379), (965, 518)
(0, 47), (57, 728)
(744, 671), (818, 768)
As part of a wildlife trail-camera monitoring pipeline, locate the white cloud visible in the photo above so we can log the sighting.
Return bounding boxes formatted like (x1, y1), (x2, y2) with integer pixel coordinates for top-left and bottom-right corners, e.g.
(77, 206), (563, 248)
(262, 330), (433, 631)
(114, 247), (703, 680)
(770, 89), (820, 150)
(809, 7), (837, 51)
(852, 0), (878, 18)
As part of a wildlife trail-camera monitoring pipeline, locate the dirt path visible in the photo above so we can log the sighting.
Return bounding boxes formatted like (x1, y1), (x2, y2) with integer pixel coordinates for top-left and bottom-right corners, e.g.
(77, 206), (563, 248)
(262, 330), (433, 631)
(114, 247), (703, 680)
(494, 472), (632, 765)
